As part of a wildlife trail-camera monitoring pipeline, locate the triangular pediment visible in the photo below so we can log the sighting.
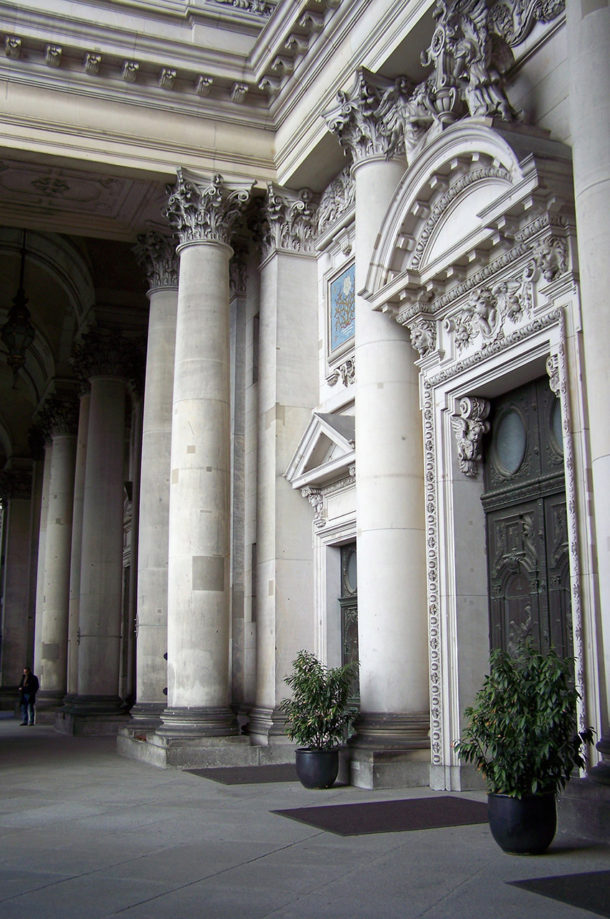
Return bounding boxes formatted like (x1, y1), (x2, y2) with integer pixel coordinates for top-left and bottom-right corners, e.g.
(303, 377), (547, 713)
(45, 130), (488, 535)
(286, 411), (355, 489)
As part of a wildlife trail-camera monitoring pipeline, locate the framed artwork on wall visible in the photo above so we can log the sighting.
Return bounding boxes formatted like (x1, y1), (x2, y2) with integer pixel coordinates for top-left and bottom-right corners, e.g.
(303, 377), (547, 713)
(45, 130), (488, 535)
(328, 262), (355, 359)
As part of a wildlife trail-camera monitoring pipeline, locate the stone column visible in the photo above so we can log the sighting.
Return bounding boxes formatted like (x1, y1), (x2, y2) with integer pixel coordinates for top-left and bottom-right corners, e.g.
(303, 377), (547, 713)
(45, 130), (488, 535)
(158, 170), (253, 736)
(325, 70), (429, 788)
(567, 1), (610, 782)
(0, 467), (34, 704)
(64, 328), (137, 728)
(33, 440), (52, 681)
(248, 186), (319, 744)
(36, 396), (78, 708)
(65, 390), (90, 699)
(131, 232), (179, 724)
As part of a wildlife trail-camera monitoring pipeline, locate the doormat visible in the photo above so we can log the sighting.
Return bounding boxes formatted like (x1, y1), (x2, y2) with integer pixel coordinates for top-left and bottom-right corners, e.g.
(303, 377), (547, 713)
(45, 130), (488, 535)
(186, 763), (298, 784)
(509, 871), (610, 918)
(272, 795), (488, 836)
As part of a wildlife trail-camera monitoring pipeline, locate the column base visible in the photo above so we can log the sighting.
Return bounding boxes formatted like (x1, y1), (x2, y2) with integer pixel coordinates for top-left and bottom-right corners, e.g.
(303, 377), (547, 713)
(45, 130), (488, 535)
(129, 702), (165, 728)
(589, 736), (610, 786)
(157, 705), (238, 738)
(246, 706), (290, 745)
(349, 711), (430, 789)
(55, 694), (130, 735)
(558, 776), (610, 842)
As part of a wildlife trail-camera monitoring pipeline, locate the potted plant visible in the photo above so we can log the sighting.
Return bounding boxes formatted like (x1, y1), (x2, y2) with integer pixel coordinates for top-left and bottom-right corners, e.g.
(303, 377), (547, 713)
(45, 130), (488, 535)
(454, 642), (594, 854)
(280, 650), (358, 789)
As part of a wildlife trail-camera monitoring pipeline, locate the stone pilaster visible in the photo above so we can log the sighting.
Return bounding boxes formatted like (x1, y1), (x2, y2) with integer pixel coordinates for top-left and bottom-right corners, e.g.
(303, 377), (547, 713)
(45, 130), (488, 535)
(567, 0), (610, 785)
(325, 70), (430, 789)
(249, 185), (319, 743)
(35, 395), (79, 709)
(131, 231), (179, 725)
(158, 170), (253, 737)
(59, 328), (139, 732)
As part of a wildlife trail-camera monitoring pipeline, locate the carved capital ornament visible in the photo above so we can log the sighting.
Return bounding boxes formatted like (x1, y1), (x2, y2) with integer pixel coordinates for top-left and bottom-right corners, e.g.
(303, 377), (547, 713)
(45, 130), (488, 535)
(165, 169), (254, 248)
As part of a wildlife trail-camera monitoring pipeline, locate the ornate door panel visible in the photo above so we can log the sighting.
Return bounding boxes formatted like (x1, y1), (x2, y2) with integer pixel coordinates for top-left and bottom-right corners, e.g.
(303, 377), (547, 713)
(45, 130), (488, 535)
(339, 542), (359, 704)
(482, 377), (572, 658)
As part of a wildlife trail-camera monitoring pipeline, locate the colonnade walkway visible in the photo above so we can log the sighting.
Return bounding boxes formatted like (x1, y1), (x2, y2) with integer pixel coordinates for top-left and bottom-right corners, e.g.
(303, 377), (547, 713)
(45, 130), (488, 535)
(0, 714), (608, 918)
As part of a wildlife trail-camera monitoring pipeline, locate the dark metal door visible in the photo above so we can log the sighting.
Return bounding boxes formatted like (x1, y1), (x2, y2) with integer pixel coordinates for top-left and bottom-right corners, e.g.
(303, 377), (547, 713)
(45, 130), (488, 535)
(339, 542), (359, 704)
(482, 377), (572, 657)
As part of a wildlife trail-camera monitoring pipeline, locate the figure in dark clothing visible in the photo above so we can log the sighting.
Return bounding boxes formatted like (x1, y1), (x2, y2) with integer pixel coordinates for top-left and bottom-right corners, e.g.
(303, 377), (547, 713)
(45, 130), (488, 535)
(18, 667), (39, 725)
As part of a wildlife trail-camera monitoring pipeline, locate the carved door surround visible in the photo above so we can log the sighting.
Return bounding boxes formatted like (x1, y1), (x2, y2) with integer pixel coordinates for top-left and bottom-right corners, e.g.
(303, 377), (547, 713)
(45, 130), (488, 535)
(360, 120), (599, 786)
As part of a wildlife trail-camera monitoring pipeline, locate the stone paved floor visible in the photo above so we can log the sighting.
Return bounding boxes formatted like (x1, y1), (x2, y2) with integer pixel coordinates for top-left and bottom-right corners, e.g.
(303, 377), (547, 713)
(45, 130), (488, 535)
(0, 715), (608, 918)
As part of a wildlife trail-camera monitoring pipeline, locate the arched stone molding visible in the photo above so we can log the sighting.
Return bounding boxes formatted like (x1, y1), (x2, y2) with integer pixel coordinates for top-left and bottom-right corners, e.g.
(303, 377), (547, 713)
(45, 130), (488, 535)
(360, 120), (600, 790)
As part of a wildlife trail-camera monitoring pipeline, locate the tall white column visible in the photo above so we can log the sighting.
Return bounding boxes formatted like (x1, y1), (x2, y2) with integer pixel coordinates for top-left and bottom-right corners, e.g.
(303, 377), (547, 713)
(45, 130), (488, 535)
(36, 396), (78, 708)
(567, 1), (610, 782)
(132, 232), (178, 724)
(33, 441), (52, 681)
(325, 70), (429, 786)
(159, 169), (253, 736)
(66, 328), (135, 723)
(249, 186), (319, 744)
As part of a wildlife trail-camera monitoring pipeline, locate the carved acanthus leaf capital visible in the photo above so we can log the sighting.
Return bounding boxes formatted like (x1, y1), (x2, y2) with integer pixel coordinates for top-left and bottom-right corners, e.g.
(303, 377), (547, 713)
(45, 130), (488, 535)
(71, 327), (143, 391)
(37, 396), (80, 440)
(165, 170), (254, 247)
(133, 231), (179, 289)
(323, 68), (405, 165)
(261, 185), (318, 258)
(451, 396), (490, 478)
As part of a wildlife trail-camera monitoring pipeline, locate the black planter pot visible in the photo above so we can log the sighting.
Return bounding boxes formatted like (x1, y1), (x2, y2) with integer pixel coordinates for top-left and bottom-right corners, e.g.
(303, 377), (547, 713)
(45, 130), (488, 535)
(295, 748), (339, 789)
(487, 792), (557, 855)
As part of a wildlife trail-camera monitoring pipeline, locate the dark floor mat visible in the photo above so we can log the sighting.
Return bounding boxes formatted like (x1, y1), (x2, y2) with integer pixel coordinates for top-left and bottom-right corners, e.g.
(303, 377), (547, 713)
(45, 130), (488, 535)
(509, 871), (610, 918)
(272, 795), (488, 836)
(186, 763), (298, 784)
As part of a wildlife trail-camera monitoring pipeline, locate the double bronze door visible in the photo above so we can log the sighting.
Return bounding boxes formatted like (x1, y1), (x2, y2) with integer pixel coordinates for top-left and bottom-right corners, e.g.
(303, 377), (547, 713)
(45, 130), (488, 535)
(482, 377), (572, 658)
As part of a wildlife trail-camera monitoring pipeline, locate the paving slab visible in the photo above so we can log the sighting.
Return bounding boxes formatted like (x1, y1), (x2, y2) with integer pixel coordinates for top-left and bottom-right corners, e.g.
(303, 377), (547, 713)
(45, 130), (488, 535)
(0, 717), (608, 918)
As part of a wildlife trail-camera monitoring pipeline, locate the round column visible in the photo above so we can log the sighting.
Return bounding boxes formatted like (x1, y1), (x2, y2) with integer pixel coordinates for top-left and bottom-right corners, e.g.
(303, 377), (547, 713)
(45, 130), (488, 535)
(325, 70), (429, 784)
(65, 390), (90, 699)
(132, 233), (178, 724)
(567, 1), (610, 780)
(68, 329), (136, 720)
(159, 169), (253, 736)
(36, 396), (78, 708)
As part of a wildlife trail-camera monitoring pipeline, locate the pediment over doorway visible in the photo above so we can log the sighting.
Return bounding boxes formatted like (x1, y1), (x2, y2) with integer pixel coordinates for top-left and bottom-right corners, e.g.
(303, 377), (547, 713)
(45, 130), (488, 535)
(285, 411), (355, 489)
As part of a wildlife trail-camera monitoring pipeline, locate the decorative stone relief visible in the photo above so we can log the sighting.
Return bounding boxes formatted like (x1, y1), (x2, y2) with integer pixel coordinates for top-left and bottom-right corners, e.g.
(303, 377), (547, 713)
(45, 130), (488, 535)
(195, 75), (214, 96)
(231, 83), (248, 104)
(5, 36), (22, 59)
(301, 486), (325, 528)
(488, 0), (565, 45)
(444, 264), (534, 352)
(209, 0), (275, 15)
(408, 318), (437, 357)
(159, 68), (176, 90)
(84, 52), (101, 75)
(326, 357), (355, 387)
(261, 185), (318, 258)
(546, 353), (560, 396)
(133, 231), (179, 289)
(451, 396), (490, 478)
(165, 170), (254, 247)
(229, 242), (248, 296)
(534, 235), (568, 282)
(317, 168), (355, 235)
(45, 45), (62, 68)
(122, 61), (139, 83)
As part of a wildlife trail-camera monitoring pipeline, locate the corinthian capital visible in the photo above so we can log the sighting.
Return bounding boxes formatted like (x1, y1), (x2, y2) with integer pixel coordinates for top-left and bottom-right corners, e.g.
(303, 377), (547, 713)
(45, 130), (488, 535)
(71, 327), (142, 390)
(38, 396), (79, 440)
(133, 231), (179, 289)
(323, 68), (405, 165)
(165, 169), (254, 247)
(261, 185), (318, 258)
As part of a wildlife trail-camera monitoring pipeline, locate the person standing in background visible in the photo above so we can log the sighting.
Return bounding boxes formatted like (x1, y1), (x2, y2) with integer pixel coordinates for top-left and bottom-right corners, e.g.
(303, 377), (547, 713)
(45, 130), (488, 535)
(18, 667), (39, 726)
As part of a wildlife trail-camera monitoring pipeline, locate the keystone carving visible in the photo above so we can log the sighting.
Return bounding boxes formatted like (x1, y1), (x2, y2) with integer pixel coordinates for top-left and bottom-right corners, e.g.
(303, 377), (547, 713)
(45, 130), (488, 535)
(451, 396), (490, 478)
(165, 170), (254, 247)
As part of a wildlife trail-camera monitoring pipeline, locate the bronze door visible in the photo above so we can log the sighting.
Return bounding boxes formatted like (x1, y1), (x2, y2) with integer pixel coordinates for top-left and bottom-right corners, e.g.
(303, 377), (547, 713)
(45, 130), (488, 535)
(339, 542), (359, 704)
(482, 377), (572, 657)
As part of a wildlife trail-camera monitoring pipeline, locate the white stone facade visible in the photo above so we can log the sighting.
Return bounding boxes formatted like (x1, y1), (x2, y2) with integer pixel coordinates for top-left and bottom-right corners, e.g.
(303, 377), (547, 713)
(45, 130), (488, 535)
(0, 0), (608, 801)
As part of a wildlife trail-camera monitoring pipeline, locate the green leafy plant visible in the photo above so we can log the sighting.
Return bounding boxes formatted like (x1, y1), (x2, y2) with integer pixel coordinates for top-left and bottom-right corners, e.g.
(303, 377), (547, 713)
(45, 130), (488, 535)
(280, 650), (358, 751)
(454, 643), (594, 798)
